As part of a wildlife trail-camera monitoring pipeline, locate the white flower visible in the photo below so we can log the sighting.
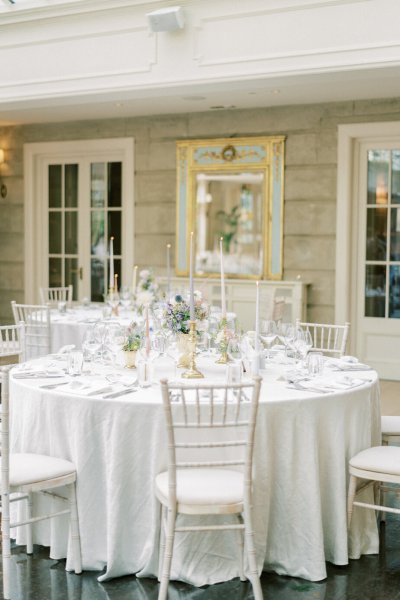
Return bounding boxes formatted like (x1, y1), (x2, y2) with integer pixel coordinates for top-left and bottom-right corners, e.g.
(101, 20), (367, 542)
(194, 290), (202, 300)
(136, 290), (154, 307)
(139, 269), (150, 280)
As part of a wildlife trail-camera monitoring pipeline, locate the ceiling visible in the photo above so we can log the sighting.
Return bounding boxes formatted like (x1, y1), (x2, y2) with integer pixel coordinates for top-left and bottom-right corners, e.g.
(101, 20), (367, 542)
(2, 63), (400, 126)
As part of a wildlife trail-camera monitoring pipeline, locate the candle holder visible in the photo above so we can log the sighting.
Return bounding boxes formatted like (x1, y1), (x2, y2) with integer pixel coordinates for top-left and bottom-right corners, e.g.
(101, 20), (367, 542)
(182, 320), (204, 379)
(215, 319), (232, 365)
(108, 287), (120, 317)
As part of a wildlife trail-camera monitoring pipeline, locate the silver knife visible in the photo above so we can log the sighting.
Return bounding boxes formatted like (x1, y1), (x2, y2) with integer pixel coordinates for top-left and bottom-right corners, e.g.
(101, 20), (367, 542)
(40, 381), (70, 389)
(102, 387), (137, 399)
(86, 386), (113, 397)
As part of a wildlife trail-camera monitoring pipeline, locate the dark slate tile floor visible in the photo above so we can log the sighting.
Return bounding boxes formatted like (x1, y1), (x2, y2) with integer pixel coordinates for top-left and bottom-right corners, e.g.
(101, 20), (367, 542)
(5, 516), (400, 600)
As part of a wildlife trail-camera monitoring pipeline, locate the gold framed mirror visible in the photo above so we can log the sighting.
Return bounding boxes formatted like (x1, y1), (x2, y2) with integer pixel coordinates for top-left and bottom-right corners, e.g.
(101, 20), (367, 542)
(176, 136), (285, 280)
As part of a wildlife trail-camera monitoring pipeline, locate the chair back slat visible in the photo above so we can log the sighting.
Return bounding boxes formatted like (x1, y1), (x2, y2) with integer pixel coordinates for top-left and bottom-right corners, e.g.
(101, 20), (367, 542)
(296, 319), (350, 357)
(160, 377), (261, 479)
(11, 302), (51, 360)
(0, 323), (26, 363)
(39, 285), (73, 307)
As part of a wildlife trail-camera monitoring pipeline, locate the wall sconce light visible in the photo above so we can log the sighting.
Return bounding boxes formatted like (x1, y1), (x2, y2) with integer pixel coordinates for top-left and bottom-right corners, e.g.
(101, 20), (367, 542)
(146, 6), (185, 32)
(0, 149), (7, 199)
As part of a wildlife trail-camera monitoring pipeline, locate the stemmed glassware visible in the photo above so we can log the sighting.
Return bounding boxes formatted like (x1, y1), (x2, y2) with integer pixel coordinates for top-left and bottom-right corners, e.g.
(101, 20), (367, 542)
(82, 324), (103, 369)
(119, 286), (132, 313)
(260, 319), (277, 362)
(103, 322), (125, 365)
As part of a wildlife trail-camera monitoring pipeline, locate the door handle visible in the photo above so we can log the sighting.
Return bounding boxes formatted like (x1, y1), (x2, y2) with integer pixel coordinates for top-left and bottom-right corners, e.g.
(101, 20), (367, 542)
(70, 267), (83, 280)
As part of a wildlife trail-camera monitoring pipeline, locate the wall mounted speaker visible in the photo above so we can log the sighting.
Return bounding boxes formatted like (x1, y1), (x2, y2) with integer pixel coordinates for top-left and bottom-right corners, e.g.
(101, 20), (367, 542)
(146, 6), (185, 32)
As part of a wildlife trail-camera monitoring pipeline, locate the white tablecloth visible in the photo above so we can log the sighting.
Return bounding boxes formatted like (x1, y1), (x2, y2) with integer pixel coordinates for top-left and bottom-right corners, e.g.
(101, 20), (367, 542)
(50, 306), (133, 352)
(10, 358), (381, 584)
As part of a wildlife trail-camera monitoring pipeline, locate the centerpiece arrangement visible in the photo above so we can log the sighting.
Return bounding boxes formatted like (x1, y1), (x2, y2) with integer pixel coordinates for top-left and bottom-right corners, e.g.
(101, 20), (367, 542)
(122, 322), (143, 368)
(163, 291), (209, 368)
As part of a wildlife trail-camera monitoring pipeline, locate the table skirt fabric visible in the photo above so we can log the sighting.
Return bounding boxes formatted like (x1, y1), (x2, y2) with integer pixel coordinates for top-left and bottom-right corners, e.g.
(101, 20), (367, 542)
(10, 365), (381, 585)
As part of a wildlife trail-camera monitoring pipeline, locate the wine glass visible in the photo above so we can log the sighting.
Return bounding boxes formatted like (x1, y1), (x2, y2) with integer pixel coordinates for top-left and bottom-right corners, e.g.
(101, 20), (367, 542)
(82, 325), (103, 367)
(119, 286), (132, 313)
(260, 320), (277, 362)
(103, 322), (125, 365)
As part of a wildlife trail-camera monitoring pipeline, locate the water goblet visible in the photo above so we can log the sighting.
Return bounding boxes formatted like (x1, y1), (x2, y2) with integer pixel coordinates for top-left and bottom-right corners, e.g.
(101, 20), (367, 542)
(260, 320), (277, 362)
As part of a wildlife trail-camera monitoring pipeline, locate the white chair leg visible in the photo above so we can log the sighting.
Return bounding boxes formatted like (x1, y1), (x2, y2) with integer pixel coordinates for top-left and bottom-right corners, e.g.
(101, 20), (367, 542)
(68, 483), (82, 574)
(158, 504), (166, 583)
(235, 515), (246, 582)
(244, 507), (263, 600)
(2, 494), (11, 600)
(347, 475), (357, 528)
(26, 492), (33, 555)
(158, 507), (176, 600)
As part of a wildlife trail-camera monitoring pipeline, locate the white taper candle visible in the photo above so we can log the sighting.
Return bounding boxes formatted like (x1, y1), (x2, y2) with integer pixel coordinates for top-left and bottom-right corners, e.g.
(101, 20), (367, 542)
(220, 237), (226, 318)
(189, 232), (194, 321)
(109, 237), (114, 290)
(255, 281), (260, 353)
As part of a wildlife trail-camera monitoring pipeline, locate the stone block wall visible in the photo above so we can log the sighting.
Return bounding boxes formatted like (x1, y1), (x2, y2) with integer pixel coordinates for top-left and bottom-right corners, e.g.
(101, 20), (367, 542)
(1, 97), (400, 323)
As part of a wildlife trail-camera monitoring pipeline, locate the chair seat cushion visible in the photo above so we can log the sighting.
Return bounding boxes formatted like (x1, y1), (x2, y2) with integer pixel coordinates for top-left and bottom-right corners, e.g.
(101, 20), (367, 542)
(350, 445), (400, 476)
(155, 468), (243, 506)
(7, 453), (76, 488)
(381, 415), (400, 436)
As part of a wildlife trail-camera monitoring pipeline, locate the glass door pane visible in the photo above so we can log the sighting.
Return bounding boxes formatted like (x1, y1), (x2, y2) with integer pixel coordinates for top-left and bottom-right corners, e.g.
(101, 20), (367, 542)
(90, 161), (122, 301)
(48, 163), (79, 301)
(365, 150), (400, 319)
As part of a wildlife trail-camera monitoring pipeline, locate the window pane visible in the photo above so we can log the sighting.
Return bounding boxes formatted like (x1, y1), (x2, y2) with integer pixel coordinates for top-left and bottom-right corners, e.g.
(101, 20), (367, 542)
(91, 163), (105, 208)
(366, 207), (387, 261)
(108, 162), (122, 207)
(392, 150), (400, 205)
(365, 264), (386, 317)
(389, 265), (400, 318)
(65, 164), (78, 208)
(390, 207), (400, 261)
(91, 258), (105, 302)
(65, 258), (78, 301)
(49, 257), (62, 287)
(48, 165), (62, 208)
(91, 211), (105, 257)
(367, 150), (389, 205)
(108, 211), (121, 254)
(65, 211), (78, 254)
(49, 211), (62, 254)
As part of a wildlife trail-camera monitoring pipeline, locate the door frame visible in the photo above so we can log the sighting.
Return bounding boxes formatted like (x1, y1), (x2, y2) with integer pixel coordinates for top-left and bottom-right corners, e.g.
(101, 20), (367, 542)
(336, 120), (400, 356)
(24, 137), (134, 303)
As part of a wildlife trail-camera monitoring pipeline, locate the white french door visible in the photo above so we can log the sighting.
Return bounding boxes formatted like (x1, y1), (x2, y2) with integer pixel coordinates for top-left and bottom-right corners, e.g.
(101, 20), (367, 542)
(354, 142), (400, 378)
(24, 139), (134, 303)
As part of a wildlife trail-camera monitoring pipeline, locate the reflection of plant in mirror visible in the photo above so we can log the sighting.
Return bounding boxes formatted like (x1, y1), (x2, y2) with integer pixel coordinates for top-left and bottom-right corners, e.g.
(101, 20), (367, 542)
(217, 205), (242, 253)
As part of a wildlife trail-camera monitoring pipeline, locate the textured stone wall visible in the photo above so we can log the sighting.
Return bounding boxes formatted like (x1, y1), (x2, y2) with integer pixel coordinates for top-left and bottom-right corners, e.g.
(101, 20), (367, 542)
(2, 97), (400, 323)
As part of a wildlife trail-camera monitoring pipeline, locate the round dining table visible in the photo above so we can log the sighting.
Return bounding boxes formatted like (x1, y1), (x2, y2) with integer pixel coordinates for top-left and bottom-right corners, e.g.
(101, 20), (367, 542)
(9, 354), (381, 585)
(49, 306), (134, 352)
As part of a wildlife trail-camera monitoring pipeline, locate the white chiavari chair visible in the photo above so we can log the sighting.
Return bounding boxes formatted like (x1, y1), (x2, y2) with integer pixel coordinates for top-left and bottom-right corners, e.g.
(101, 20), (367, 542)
(11, 302), (51, 360)
(295, 319), (350, 357)
(0, 366), (82, 600)
(0, 322), (26, 367)
(39, 285), (73, 308)
(156, 377), (263, 600)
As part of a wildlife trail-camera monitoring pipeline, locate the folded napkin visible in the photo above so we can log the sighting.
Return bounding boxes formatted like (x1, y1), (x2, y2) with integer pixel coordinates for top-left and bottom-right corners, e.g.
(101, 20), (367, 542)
(326, 357), (372, 371)
(13, 368), (65, 379)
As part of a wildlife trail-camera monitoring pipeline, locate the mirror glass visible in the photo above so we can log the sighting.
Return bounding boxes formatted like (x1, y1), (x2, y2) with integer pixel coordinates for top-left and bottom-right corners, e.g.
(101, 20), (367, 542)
(195, 171), (264, 276)
(176, 136), (285, 280)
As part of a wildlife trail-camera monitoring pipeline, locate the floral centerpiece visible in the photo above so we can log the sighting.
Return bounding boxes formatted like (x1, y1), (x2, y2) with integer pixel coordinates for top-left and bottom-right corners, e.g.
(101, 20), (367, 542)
(135, 269), (159, 313)
(163, 292), (209, 368)
(163, 292), (209, 335)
